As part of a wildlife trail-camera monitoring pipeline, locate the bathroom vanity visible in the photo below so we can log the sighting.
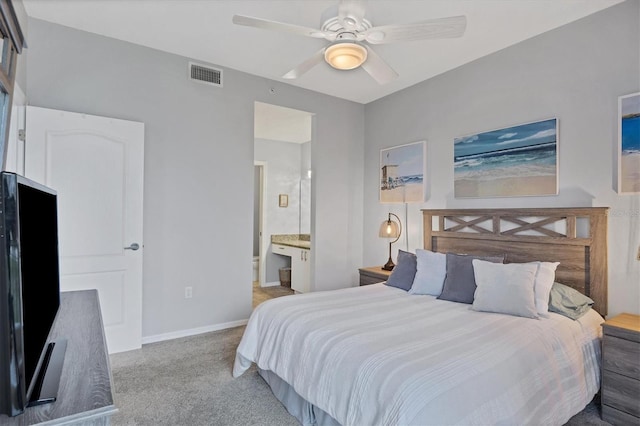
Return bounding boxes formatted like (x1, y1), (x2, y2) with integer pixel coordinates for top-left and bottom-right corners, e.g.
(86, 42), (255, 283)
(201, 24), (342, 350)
(272, 235), (311, 293)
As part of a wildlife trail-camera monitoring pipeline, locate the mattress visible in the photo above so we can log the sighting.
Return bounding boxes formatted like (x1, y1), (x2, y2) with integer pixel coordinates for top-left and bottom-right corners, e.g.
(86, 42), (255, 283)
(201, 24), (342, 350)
(234, 284), (603, 425)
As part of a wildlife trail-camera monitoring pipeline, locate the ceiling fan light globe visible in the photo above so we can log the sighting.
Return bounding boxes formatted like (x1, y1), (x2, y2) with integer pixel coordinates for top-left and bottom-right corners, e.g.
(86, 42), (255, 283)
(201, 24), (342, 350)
(324, 42), (367, 70)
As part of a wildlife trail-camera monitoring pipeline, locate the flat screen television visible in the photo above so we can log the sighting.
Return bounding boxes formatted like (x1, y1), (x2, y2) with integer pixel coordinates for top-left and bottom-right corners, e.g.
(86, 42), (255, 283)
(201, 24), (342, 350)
(0, 172), (66, 417)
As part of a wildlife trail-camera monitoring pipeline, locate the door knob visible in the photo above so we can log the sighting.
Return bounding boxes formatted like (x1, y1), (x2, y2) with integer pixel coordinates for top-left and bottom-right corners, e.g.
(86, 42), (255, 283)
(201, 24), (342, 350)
(124, 243), (140, 251)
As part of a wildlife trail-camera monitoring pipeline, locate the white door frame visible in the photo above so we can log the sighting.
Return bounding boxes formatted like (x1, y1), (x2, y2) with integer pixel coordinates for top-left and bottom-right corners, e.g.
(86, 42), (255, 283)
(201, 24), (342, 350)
(5, 84), (26, 174)
(254, 161), (267, 287)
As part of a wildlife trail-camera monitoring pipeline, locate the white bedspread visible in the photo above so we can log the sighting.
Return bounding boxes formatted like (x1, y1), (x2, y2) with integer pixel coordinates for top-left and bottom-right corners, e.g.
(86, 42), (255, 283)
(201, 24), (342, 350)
(234, 284), (603, 426)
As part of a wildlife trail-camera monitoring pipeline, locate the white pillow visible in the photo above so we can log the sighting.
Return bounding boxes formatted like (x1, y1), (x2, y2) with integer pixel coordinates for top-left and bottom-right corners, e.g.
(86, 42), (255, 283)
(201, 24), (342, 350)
(471, 260), (539, 319)
(409, 249), (447, 296)
(529, 261), (560, 317)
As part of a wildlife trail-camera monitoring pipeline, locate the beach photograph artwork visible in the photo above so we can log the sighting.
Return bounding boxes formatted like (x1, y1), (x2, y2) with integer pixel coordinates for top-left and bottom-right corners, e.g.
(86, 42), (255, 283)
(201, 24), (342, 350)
(619, 92), (640, 193)
(454, 118), (558, 198)
(380, 141), (425, 203)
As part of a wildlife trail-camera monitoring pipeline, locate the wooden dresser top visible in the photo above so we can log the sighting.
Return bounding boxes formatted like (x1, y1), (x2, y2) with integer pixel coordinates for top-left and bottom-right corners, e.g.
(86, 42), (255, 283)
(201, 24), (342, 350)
(603, 313), (640, 334)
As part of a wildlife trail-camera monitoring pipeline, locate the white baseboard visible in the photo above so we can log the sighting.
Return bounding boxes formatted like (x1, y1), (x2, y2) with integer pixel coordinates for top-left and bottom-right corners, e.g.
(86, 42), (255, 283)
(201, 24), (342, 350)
(262, 281), (281, 287)
(142, 319), (248, 345)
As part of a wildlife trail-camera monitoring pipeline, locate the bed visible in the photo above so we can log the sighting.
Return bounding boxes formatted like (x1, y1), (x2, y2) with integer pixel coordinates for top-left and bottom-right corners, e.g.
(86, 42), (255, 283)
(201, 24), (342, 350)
(234, 208), (609, 425)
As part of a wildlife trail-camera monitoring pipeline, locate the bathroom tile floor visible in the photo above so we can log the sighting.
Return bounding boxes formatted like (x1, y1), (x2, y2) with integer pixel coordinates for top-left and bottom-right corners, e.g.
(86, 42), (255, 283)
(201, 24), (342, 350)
(252, 281), (295, 308)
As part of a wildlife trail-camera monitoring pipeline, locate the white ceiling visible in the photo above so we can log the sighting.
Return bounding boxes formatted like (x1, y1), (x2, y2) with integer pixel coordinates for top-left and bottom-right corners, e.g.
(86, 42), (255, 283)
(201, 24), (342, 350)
(23, 0), (624, 104)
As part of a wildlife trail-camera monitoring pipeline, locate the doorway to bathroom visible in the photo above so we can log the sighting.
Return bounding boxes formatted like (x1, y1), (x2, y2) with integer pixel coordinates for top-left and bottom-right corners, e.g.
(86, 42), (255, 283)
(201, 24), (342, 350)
(253, 102), (313, 307)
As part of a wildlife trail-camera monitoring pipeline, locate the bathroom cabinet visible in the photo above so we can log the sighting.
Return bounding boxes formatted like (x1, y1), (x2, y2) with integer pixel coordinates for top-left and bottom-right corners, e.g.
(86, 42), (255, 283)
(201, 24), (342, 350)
(272, 243), (311, 293)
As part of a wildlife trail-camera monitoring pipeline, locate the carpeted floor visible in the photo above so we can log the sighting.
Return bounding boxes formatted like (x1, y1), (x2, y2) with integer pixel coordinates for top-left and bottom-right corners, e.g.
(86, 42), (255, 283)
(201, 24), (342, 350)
(110, 326), (298, 426)
(110, 325), (611, 426)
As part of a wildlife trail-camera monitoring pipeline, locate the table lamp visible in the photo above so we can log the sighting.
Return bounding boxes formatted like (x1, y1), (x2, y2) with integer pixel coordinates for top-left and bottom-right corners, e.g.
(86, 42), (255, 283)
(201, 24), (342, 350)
(379, 213), (402, 271)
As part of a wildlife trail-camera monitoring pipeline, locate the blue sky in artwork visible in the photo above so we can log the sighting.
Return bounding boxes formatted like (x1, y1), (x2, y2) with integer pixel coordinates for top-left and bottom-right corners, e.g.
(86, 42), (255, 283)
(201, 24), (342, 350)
(454, 119), (557, 158)
(381, 143), (423, 177)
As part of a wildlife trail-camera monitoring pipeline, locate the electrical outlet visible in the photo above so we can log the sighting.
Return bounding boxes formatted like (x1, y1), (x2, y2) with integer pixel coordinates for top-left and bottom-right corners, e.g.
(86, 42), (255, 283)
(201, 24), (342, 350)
(185, 286), (193, 299)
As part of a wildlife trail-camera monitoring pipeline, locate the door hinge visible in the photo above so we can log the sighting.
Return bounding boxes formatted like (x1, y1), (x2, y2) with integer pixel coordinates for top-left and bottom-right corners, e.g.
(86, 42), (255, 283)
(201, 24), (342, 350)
(18, 129), (25, 141)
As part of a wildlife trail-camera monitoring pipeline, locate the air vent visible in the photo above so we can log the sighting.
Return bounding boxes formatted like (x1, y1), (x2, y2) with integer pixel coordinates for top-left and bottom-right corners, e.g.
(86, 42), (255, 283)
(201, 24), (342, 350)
(189, 62), (222, 87)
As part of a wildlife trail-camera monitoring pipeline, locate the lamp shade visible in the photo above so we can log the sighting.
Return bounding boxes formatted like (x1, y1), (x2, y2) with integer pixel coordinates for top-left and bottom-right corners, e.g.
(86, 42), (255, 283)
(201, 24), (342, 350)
(379, 218), (400, 239)
(324, 42), (367, 70)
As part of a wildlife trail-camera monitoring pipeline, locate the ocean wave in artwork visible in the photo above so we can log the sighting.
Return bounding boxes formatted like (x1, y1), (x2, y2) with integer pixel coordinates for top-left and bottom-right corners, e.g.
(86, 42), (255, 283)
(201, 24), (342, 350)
(454, 142), (557, 180)
(456, 163), (556, 181)
(399, 174), (423, 184)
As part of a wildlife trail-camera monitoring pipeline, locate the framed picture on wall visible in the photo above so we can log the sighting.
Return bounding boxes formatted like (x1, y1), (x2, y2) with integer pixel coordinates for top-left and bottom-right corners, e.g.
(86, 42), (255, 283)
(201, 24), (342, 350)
(380, 141), (425, 203)
(618, 92), (640, 193)
(454, 118), (558, 198)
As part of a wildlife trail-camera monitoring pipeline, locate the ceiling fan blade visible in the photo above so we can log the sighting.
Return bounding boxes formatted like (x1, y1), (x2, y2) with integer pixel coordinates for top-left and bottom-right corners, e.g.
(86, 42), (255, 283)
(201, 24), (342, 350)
(233, 15), (328, 39)
(282, 48), (327, 80)
(338, 0), (367, 30)
(364, 15), (467, 44)
(361, 46), (398, 85)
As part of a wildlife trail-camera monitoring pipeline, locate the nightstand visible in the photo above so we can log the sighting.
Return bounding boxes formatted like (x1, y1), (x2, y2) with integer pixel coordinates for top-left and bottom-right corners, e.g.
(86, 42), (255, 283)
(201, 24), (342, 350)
(358, 266), (393, 286)
(601, 313), (640, 425)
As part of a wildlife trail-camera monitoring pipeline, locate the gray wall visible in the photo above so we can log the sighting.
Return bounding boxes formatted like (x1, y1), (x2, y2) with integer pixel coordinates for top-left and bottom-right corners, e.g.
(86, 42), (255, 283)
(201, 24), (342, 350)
(26, 18), (365, 338)
(364, 0), (640, 317)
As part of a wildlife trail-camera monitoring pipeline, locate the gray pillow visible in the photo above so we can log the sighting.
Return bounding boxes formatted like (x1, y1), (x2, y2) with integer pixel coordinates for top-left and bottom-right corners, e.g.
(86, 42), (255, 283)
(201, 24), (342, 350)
(548, 282), (594, 320)
(437, 253), (505, 304)
(385, 250), (417, 291)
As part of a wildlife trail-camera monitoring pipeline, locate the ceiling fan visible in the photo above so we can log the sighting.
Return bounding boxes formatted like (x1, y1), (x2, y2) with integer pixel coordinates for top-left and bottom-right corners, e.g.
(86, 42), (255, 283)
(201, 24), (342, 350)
(232, 0), (467, 85)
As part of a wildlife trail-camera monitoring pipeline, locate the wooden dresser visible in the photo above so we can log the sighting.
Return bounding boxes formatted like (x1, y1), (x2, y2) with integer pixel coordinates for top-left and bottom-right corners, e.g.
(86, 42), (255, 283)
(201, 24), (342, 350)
(358, 266), (392, 286)
(601, 313), (640, 425)
(0, 290), (115, 425)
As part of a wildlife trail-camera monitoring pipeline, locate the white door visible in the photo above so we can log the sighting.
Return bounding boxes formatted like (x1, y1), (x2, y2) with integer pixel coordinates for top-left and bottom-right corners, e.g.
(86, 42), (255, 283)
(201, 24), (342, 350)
(25, 106), (144, 354)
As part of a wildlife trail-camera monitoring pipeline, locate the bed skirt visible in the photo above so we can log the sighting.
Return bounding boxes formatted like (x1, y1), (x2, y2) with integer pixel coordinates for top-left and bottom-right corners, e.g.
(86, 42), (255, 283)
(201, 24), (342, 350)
(258, 368), (341, 426)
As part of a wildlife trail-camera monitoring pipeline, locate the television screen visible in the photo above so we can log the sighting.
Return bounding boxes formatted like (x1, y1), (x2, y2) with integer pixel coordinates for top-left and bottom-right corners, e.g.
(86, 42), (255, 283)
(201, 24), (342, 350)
(17, 182), (60, 394)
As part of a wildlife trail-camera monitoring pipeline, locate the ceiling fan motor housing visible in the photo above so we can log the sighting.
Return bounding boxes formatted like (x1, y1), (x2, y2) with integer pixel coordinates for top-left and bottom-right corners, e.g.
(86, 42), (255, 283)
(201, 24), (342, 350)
(321, 16), (372, 36)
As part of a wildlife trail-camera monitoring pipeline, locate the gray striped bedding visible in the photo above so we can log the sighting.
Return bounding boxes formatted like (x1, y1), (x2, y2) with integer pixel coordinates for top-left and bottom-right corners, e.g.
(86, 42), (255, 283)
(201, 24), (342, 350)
(233, 283), (603, 425)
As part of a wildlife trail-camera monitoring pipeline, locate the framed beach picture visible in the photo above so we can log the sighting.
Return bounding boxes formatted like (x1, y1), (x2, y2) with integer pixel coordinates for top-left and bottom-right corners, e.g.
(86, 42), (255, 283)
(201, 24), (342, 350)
(454, 118), (558, 198)
(618, 92), (640, 193)
(380, 141), (425, 203)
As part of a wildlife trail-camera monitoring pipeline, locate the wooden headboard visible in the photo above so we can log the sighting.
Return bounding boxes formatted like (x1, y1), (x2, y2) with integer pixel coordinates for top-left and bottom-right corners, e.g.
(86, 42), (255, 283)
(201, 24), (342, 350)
(422, 208), (609, 316)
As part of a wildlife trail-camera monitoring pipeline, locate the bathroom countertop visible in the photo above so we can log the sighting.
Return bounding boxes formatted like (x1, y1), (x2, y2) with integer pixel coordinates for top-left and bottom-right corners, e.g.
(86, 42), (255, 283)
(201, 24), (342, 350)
(271, 234), (311, 250)
(274, 240), (310, 249)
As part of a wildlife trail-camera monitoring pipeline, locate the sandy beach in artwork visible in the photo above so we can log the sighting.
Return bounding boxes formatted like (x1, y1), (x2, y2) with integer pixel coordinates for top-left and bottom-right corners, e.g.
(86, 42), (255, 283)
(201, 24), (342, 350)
(380, 183), (423, 203)
(621, 152), (640, 193)
(455, 175), (557, 198)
